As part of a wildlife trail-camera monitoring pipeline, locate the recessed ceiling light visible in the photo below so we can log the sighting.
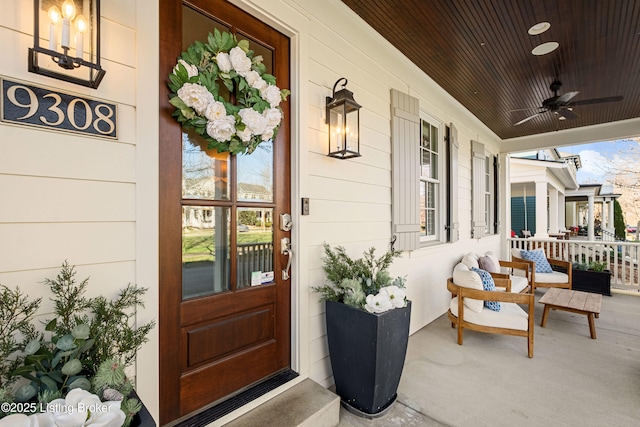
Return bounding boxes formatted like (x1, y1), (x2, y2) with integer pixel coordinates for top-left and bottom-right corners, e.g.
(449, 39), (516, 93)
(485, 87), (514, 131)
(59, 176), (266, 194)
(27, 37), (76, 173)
(531, 41), (559, 55)
(528, 22), (551, 35)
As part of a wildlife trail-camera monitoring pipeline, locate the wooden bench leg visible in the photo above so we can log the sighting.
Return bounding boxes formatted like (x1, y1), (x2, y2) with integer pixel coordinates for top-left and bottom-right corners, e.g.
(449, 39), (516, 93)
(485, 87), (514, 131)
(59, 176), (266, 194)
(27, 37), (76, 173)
(541, 304), (550, 327)
(587, 313), (597, 339)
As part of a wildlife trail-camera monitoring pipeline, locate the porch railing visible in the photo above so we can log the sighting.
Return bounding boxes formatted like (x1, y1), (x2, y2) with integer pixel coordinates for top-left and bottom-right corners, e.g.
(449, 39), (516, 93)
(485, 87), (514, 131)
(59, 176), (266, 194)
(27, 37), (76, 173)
(237, 242), (274, 287)
(510, 237), (640, 292)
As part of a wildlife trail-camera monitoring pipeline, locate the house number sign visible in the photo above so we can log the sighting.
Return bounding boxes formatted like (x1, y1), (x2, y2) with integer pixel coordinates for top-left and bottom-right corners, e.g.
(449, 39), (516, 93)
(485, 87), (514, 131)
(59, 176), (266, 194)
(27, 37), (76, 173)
(1, 78), (117, 139)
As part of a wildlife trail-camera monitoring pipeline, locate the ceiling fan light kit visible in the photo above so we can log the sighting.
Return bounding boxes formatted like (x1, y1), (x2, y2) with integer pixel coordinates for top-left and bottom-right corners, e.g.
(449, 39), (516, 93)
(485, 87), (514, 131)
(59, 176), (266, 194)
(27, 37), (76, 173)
(513, 80), (623, 126)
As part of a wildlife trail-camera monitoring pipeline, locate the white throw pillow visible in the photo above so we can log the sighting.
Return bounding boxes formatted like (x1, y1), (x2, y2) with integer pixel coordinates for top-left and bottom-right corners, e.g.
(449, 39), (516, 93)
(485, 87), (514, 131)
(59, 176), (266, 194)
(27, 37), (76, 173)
(511, 248), (522, 259)
(452, 262), (483, 313)
(461, 253), (479, 270)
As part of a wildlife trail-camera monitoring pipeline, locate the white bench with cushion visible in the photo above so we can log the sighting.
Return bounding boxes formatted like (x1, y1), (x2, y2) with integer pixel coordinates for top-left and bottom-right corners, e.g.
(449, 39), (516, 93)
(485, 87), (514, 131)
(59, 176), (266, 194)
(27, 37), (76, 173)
(448, 262), (535, 358)
(461, 252), (531, 293)
(511, 248), (572, 293)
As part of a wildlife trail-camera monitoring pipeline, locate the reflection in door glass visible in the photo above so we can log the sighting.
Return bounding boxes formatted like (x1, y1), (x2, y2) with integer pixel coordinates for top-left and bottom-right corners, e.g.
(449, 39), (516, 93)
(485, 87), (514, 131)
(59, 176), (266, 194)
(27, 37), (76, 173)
(237, 141), (273, 202)
(237, 208), (274, 289)
(182, 206), (230, 299)
(182, 131), (230, 200)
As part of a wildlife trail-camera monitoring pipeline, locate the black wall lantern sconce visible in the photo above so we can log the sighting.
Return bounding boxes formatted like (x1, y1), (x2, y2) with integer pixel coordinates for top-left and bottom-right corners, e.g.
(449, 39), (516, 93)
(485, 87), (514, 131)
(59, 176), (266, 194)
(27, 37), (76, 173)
(326, 78), (361, 159)
(29, 0), (106, 89)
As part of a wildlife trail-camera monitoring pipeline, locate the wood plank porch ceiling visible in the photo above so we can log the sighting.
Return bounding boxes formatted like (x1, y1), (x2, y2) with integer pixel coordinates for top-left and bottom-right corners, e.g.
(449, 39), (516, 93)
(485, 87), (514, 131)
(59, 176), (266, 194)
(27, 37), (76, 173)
(341, 0), (640, 140)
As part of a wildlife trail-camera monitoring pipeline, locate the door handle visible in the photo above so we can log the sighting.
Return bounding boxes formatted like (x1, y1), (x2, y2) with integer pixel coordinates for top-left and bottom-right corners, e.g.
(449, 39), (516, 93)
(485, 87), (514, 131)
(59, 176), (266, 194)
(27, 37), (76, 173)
(281, 237), (292, 280)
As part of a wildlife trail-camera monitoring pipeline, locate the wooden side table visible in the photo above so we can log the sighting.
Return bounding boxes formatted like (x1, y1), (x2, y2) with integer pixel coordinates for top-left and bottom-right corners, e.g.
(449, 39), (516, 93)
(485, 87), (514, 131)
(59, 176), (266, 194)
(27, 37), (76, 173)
(539, 288), (602, 339)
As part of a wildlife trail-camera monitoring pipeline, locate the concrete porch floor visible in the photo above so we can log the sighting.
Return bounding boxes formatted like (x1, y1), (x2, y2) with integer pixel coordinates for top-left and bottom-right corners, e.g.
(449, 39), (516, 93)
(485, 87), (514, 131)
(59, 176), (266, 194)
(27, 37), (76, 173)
(337, 290), (640, 427)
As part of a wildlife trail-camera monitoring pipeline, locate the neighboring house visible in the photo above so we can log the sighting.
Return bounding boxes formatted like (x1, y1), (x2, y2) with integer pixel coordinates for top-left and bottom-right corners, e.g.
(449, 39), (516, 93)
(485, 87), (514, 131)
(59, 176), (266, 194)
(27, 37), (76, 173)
(510, 149), (620, 240)
(0, 1), (634, 424)
(566, 183), (621, 241)
(510, 149), (579, 237)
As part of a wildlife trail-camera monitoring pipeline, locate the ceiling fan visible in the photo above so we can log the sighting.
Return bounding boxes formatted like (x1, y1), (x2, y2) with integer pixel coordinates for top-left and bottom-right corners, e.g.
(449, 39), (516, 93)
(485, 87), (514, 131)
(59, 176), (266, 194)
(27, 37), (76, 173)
(513, 80), (623, 126)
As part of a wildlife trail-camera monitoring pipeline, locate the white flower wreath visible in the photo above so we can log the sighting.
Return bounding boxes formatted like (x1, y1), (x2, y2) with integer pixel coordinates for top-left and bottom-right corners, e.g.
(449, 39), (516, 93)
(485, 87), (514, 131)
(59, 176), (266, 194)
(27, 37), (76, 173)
(168, 29), (290, 155)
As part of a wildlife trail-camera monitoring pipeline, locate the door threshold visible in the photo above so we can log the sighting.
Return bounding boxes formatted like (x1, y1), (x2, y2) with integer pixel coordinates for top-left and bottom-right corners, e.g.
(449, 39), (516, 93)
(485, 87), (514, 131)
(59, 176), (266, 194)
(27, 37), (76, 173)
(174, 369), (299, 427)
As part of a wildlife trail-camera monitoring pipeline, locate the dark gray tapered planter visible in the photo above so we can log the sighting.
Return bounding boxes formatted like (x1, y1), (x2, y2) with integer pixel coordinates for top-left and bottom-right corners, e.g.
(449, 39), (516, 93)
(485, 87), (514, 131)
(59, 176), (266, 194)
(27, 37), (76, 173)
(572, 269), (612, 296)
(326, 300), (411, 417)
(129, 390), (156, 427)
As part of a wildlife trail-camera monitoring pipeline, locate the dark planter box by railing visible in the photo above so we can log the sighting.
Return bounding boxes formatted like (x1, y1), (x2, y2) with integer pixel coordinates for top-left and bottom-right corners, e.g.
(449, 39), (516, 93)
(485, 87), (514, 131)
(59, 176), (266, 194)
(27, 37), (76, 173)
(326, 300), (411, 418)
(572, 269), (612, 296)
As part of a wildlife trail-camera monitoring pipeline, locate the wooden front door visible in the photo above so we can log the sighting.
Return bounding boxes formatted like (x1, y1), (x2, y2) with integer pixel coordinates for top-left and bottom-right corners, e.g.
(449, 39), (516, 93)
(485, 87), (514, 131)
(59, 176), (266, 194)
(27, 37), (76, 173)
(159, 1), (291, 423)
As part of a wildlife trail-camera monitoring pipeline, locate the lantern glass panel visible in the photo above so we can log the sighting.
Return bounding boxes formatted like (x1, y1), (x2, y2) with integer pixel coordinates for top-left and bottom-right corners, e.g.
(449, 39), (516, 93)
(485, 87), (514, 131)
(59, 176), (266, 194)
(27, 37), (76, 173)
(329, 106), (345, 152)
(345, 109), (359, 151)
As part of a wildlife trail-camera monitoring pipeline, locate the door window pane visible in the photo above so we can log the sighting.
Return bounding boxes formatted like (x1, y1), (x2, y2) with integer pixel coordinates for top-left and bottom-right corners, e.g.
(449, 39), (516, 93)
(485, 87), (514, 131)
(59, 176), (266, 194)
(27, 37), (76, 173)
(237, 141), (273, 202)
(237, 208), (274, 289)
(182, 206), (230, 299)
(182, 131), (230, 200)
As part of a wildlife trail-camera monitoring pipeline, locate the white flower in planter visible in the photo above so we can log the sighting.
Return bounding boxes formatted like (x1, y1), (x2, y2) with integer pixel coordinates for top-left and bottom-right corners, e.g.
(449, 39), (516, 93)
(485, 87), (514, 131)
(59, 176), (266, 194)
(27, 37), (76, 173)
(365, 292), (393, 313)
(380, 285), (407, 308)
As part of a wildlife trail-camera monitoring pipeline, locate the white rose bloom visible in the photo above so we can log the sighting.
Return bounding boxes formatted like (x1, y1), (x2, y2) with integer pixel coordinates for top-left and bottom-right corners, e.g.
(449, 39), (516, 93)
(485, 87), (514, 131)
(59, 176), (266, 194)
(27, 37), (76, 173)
(229, 46), (252, 76)
(177, 83), (215, 115)
(380, 285), (406, 308)
(261, 128), (274, 141)
(206, 116), (236, 142)
(0, 413), (33, 427)
(216, 52), (232, 73)
(237, 127), (253, 142)
(263, 108), (282, 128)
(174, 59), (198, 78)
(46, 389), (126, 427)
(204, 101), (227, 121)
(260, 85), (283, 108)
(245, 70), (267, 90)
(364, 293), (393, 313)
(239, 108), (268, 135)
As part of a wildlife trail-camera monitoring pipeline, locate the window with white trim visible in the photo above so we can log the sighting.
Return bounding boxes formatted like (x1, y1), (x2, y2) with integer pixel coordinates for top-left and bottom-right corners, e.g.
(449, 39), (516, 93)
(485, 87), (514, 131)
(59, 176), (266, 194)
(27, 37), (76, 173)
(419, 115), (443, 242)
(472, 141), (499, 237)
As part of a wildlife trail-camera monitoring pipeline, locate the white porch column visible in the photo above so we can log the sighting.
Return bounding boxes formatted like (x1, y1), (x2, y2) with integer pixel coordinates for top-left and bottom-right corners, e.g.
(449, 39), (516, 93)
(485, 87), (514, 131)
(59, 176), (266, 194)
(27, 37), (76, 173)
(559, 193), (566, 230)
(500, 153), (511, 258)
(566, 201), (577, 227)
(548, 187), (559, 233)
(588, 195), (595, 240)
(608, 198), (615, 229)
(535, 181), (548, 237)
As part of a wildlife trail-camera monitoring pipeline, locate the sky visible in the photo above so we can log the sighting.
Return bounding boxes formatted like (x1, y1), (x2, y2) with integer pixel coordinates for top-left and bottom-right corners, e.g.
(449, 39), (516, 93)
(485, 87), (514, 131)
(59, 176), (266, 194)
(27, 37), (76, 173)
(562, 139), (637, 185)
(563, 138), (640, 225)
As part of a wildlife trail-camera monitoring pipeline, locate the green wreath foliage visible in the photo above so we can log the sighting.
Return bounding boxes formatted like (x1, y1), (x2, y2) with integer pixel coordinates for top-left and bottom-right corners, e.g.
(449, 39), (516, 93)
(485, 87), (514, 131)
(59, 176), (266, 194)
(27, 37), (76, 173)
(168, 29), (290, 155)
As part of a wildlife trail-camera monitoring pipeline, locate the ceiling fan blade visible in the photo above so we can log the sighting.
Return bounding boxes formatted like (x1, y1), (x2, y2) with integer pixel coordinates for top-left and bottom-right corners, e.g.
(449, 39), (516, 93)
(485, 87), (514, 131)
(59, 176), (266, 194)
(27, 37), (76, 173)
(556, 91), (579, 104)
(571, 95), (624, 106)
(514, 111), (546, 126)
(558, 108), (579, 120)
(509, 106), (545, 112)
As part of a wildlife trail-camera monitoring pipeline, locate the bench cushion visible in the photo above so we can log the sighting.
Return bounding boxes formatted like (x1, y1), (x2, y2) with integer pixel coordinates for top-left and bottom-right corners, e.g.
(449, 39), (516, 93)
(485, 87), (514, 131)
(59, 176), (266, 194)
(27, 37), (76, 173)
(452, 262), (483, 313)
(450, 297), (529, 331)
(534, 271), (569, 284)
(495, 275), (529, 293)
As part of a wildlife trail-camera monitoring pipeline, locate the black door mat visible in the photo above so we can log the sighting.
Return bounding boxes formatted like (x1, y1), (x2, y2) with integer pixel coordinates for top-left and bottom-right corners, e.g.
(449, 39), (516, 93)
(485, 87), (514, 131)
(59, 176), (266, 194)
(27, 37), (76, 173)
(175, 369), (299, 426)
